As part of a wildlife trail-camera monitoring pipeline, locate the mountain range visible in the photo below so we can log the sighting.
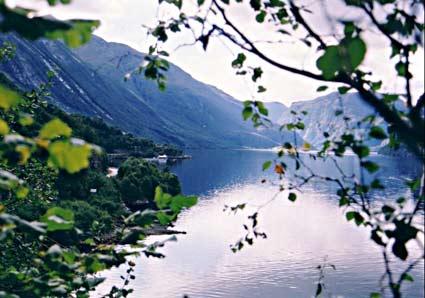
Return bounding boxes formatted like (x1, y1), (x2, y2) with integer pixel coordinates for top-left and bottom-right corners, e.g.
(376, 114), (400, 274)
(0, 33), (398, 151)
(277, 92), (390, 149)
(0, 33), (296, 149)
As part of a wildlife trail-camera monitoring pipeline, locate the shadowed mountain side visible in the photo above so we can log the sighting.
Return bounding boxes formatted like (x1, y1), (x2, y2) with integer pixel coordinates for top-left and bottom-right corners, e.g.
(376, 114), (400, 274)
(0, 34), (183, 146)
(0, 33), (301, 148)
(74, 36), (301, 148)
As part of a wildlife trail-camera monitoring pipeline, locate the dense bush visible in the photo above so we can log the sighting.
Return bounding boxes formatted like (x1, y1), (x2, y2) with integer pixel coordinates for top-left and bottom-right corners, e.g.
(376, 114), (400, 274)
(116, 157), (181, 208)
(58, 200), (114, 236)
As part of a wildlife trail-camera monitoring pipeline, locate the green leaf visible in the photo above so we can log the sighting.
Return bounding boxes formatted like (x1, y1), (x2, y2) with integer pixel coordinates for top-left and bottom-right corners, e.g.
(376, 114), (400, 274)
(256, 10), (267, 23)
(346, 37), (366, 70)
(120, 227), (145, 244)
(371, 81), (382, 91)
(252, 67), (263, 82)
(48, 140), (92, 173)
(352, 145), (370, 158)
(41, 207), (74, 232)
(392, 241), (408, 260)
(369, 126), (387, 140)
(316, 46), (340, 79)
(370, 179), (384, 189)
(156, 211), (175, 225)
(316, 86), (328, 92)
(16, 186), (29, 199)
(371, 229), (385, 246)
(256, 101), (268, 116)
(288, 192), (297, 202)
(232, 53), (246, 68)
(18, 113), (34, 126)
(302, 142), (311, 150)
(401, 273), (414, 282)
(361, 161), (379, 173)
(339, 196), (350, 206)
(0, 118), (10, 135)
(39, 118), (72, 139)
(346, 211), (356, 221)
(126, 210), (157, 227)
(346, 211), (364, 225)
(242, 106), (253, 120)
(154, 186), (172, 209)
(395, 61), (406, 76)
(295, 122), (305, 130)
(249, 0), (261, 10)
(317, 37), (366, 78)
(262, 161), (272, 171)
(48, 20), (100, 48)
(338, 86), (351, 94)
(315, 283), (322, 297)
(344, 22), (356, 37)
(370, 293), (381, 298)
(406, 178), (421, 191)
(170, 195), (198, 213)
(0, 84), (21, 110)
(0, 6), (99, 48)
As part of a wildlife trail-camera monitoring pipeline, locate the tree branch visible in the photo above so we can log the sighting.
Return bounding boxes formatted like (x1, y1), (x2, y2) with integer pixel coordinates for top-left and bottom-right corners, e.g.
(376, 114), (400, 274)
(361, 4), (414, 107)
(361, 5), (407, 51)
(211, 0), (423, 158)
(289, 1), (327, 49)
(212, 0), (330, 82)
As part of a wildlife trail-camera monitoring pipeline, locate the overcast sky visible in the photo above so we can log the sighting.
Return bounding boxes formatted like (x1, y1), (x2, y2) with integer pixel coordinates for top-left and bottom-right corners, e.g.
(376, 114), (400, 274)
(9, 0), (425, 106)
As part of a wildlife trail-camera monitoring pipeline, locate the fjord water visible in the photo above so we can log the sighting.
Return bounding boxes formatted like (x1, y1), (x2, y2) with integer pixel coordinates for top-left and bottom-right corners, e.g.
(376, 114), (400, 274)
(96, 150), (424, 298)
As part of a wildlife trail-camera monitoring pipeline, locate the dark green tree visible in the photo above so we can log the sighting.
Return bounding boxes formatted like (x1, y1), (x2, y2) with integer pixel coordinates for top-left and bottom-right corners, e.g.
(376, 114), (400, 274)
(116, 157), (181, 207)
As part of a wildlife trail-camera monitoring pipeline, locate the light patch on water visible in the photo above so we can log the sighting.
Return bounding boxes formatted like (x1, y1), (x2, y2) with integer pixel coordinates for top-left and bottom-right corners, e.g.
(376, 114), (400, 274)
(94, 184), (424, 298)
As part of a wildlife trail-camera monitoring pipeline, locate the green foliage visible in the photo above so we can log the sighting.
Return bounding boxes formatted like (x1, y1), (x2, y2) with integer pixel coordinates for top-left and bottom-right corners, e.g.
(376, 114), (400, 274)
(116, 157), (181, 207)
(146, 0), (425, 296)
(232, 53), (246, 68)
(316, 36), (366, 79)
(154, 186), (197, 225)
(0, 84), (20, 110)
(0, 4), (99, 48)
(41, 206), (75, 232)
(0, 53), (195, 298)
(369, 126), (388, 140)
(39, 118), (72, 139)
(58, 200), (113, 235)
(288, 192), (297, 202)
(1, 0), (423, 296)
(48, 140), (93, 173)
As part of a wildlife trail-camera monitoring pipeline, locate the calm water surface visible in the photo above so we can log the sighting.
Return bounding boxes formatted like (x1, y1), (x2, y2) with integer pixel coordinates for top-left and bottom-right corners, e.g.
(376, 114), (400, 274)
(95, 150), (424, 298)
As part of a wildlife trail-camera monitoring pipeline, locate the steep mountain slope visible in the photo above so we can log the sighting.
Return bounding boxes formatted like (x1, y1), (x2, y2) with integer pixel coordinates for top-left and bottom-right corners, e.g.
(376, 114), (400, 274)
(277, 92), (396, 148)
(264, 102), (289, 123)
(0, 33), (293, 148)
(0, 34), (182, 145)
(74, 36), (293, 148)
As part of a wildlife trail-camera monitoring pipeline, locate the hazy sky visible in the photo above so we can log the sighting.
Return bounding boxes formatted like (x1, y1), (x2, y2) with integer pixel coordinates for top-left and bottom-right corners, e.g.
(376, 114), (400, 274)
(9, 0), (424, 105)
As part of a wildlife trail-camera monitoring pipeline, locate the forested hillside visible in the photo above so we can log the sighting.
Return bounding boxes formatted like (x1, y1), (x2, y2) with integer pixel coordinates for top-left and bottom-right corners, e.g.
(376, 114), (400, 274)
(0, 71), (190, 295)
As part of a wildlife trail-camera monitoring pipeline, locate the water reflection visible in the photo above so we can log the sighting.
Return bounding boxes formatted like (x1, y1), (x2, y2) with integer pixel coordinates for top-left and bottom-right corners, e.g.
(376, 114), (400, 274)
(173, 150), (420, 198)
(95, 150), (423, 298)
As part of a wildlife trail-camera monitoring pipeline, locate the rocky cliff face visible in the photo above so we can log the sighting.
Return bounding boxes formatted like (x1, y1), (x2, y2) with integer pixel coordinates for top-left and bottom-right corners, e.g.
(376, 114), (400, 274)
(276, 92), (399, 149)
